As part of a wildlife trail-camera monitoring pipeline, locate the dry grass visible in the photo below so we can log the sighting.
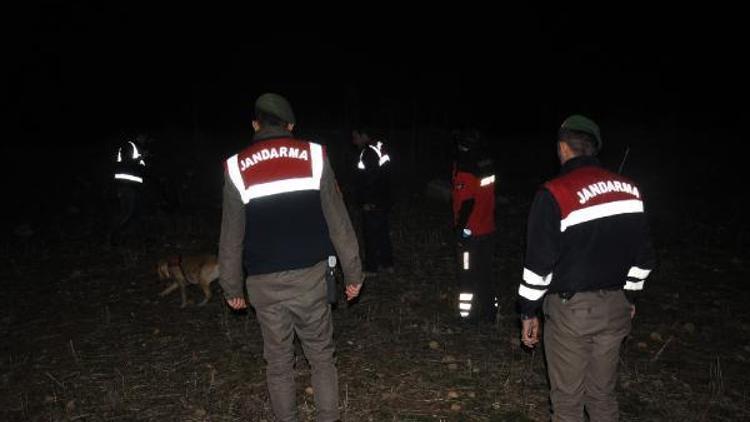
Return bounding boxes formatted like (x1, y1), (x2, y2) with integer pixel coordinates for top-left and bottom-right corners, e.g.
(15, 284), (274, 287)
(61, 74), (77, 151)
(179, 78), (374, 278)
(0, 196), (748, 421)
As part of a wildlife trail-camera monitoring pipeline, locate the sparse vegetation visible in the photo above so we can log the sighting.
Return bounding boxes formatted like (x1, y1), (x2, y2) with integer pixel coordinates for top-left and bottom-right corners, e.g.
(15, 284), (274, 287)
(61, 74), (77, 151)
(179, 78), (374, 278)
(1, 142), (748, 421)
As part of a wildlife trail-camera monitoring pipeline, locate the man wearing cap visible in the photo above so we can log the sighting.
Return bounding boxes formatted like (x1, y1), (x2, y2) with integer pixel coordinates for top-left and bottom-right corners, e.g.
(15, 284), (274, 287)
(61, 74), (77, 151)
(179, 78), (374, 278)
(452, 129), (497, 323)
(219, 93), (364, 422)
(517, 115), (656, 421)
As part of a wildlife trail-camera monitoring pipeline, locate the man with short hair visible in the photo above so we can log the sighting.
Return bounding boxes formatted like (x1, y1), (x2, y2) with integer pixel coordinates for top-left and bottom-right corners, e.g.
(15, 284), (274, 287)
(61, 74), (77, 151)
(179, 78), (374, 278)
(219, 93), (364, 421)
(517, 115), (656, 421)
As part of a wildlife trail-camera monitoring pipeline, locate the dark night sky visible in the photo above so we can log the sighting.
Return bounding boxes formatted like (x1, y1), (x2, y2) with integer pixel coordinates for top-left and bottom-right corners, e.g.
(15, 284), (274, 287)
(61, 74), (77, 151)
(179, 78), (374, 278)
(4, 2), (748, 224)
(10, 4), (746, 140)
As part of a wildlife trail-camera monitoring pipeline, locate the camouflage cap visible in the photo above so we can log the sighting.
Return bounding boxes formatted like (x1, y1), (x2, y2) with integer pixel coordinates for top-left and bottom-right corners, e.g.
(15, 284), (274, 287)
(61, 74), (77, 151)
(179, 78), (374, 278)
(254, 93), (296, 125)
(560, 114), (602, 151)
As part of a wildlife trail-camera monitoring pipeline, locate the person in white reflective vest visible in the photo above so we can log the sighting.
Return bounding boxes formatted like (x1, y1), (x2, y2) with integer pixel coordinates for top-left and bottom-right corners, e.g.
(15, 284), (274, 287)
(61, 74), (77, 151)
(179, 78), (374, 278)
(452, 129), (497, 323)
(109, 135), (148, 246)
(352, 128), (394, 276)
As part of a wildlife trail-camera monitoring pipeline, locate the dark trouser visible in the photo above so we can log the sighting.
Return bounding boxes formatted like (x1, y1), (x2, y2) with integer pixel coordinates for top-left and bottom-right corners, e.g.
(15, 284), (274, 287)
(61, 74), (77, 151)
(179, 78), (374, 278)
(457, 234), (495, 321)
(362, 208), (393, 272)
(543, 290), (632, 422)
(109, 183), (143, 245)
(254, 275), (339, 422)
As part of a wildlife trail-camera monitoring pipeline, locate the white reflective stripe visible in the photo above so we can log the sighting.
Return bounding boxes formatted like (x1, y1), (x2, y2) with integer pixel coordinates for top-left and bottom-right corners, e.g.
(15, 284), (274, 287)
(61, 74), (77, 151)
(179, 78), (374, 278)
(139, 159), (146, 166)
(480, 175), (495, 186)
(463, 252), (470, 270)
(523, 268), (553, 286)
(627, 266), (651, 280)
(227, 143), (324, 204)
(114, 174), (143, 183)
(459, 293), (474, 301)
(226, 154), (248, 201)
(358, 142), (390, 169)
(116, 148), (122, 162)
(624, 280), (644, 291)
(459, 303), (472, 311)
(357, 149), (366, 170)
(373, 142), (389, 167)
(459, 311), (470, 317)
(560, 199), (644, 232)
(518, 284), (546, 301)
(129, 141), (142, 159)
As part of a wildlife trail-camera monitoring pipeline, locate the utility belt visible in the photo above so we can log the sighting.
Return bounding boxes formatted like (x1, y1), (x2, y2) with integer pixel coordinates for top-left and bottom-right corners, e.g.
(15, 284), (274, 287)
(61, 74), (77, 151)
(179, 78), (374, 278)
(553, 285), (622, 302)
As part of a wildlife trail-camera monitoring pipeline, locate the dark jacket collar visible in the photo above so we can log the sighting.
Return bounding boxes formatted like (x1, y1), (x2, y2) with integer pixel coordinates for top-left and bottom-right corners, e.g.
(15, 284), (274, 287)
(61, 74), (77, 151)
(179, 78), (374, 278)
(252, 127), (293, 142)
(561, 155), (600, 175)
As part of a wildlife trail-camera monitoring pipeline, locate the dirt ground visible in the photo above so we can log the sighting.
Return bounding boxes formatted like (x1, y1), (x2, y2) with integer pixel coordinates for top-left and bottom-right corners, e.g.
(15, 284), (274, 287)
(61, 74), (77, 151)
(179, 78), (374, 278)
(1, 185), (749, 421)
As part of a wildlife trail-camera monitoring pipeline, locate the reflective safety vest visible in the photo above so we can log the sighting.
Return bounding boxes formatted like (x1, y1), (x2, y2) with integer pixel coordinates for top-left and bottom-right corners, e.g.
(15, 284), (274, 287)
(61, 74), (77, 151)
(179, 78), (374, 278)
(114, 141), (146, 184)
(225, 137), (334, 275)
(357, 141), (390, 170)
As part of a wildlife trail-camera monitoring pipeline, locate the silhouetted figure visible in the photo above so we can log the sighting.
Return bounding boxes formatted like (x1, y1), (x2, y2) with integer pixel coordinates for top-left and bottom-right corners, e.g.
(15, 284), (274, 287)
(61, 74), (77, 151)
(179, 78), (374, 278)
(352, 127), (394, 276)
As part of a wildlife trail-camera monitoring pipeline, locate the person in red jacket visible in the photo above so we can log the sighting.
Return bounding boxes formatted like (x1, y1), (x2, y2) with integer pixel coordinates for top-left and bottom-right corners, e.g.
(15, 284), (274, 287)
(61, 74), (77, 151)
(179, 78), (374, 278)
(452, 129), (497, 323)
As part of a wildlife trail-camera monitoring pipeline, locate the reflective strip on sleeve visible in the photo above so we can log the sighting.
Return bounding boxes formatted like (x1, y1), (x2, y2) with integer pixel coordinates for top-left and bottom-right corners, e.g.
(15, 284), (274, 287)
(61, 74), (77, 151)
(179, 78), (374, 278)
(518, 284), (546, 301)
(523, 268), (553, 286)
(560, 199), (644, 232)
(463, 252), (470, 270)
(627, 266), (651, 280)
(480, 175), (495, 186)
(114, 174), (143, 183)
(624, 280), (644, 291)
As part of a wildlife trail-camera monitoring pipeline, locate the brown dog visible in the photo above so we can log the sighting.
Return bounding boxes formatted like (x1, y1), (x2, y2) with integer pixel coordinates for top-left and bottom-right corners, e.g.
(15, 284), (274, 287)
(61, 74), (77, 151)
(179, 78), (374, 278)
(157, 254), (219, 307)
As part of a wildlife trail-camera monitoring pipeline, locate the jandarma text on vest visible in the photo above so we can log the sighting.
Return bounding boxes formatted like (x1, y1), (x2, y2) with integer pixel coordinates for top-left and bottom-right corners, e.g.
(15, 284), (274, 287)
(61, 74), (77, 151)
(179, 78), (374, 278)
(577, 180), (640, 205)
(240, 147), (309, 171)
